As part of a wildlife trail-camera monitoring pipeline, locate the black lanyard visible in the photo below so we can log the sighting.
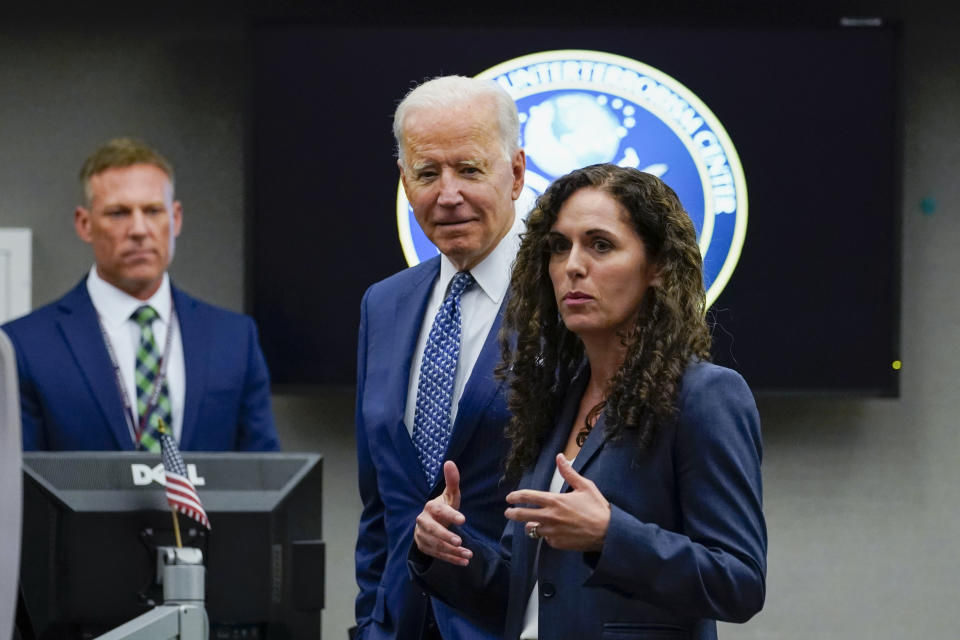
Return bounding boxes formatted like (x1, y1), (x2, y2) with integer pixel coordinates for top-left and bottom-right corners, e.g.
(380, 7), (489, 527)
(97, 300), (176, 449)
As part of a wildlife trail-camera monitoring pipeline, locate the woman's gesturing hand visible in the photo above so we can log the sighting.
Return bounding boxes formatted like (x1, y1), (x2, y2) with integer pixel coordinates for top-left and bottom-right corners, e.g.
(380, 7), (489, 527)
(504, 454), (611, 552)
(413, 461), (474, 566)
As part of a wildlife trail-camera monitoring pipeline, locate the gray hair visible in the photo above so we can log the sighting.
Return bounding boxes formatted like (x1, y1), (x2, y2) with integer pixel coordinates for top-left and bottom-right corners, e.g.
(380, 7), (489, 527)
(393, 75), (520, 168)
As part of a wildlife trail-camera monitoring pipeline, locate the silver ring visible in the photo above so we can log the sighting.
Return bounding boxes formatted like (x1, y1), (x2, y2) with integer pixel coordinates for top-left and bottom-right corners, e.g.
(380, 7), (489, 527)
(527, 525), (540, 540)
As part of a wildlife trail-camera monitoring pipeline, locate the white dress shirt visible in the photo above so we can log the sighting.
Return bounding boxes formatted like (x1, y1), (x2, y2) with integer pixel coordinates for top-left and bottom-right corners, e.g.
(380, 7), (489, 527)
(86, 266), (186, 444)
(403, 212), (524, 436)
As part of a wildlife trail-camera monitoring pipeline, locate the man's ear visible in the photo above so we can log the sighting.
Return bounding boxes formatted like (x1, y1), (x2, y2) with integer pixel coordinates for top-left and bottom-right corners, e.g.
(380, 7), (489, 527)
(74, 206), (93, 243)
(172, 200), (183, 238)
(510, 149), (526, 200)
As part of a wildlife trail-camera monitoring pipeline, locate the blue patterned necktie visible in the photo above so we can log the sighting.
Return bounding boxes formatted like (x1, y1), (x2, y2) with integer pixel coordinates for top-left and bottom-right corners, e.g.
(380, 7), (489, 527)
(131, 305), (172, 453)
(412, 271), (475, 482)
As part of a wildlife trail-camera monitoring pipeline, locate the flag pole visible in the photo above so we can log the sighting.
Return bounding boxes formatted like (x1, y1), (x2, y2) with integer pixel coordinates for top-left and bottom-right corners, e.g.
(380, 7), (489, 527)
(158, 418), (184, 548)
(171, 508), (183, 549)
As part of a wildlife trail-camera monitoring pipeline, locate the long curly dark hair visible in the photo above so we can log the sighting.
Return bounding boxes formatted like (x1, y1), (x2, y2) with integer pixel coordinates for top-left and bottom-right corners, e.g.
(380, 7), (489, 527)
(498, 164), (711, 480)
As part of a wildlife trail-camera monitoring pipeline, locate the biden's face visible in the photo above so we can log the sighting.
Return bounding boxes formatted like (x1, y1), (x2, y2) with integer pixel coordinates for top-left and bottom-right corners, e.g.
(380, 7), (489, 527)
(75, 163), (182, 300)
(399, 99), (525, 271)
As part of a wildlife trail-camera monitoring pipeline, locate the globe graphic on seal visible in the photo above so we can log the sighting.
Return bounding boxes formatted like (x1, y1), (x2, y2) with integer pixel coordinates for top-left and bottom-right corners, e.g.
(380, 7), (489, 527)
(524, 93), (621, 178)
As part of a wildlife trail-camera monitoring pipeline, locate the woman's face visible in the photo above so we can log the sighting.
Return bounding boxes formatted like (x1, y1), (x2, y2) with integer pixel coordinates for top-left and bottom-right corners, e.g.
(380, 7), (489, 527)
(547, 187), (660, 340)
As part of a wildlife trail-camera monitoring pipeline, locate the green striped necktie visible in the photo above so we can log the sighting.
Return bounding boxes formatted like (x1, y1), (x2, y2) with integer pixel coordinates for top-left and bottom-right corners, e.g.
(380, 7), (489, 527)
(131, 305), (172, 453)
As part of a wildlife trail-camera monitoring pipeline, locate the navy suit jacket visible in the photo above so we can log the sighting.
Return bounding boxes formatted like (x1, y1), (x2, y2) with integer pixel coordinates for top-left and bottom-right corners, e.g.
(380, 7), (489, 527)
(355, 257), (514, 640)
(2, 279), (280, 452)
(412, 361), (766, 640)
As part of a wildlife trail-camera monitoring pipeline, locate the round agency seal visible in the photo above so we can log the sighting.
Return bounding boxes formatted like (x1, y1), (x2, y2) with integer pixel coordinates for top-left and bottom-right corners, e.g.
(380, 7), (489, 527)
(396, 49), (748, 307)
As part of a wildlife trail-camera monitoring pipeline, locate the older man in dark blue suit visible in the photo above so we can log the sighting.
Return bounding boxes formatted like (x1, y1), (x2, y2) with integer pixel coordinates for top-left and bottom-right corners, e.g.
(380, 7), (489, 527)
(354, 76), (526, 639)
(3, 138), (279, 452)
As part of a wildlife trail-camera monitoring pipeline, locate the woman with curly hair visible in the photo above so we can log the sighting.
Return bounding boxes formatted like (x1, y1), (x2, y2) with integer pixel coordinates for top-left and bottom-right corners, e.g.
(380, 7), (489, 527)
(411, 164), (766, 640)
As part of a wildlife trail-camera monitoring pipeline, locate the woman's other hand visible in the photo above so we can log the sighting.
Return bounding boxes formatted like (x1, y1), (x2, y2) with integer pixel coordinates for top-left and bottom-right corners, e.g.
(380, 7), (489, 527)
(413, 460), (474, 566)
(504, 454), (611, 552)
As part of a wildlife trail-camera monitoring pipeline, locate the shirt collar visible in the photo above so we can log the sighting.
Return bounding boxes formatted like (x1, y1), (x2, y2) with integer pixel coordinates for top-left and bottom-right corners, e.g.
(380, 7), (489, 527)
(86, 266), (173, 329)
(438, 211), (523, 304)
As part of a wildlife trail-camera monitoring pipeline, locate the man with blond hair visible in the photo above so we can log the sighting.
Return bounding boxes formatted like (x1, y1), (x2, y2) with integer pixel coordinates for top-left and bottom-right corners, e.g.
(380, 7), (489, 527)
(354, 76), (525, 639)
(4, 138), (280, 452)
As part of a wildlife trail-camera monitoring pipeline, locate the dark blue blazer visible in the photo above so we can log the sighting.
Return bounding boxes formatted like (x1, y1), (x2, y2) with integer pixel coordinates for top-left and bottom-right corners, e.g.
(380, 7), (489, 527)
(355, 257), (514, 640)
(412, 361), (766, 640)
(2, 280), (280, 452)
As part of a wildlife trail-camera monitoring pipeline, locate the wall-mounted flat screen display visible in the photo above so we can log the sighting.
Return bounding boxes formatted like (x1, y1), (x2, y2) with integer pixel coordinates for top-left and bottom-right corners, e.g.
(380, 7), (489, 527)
(251, 22), (901, 395)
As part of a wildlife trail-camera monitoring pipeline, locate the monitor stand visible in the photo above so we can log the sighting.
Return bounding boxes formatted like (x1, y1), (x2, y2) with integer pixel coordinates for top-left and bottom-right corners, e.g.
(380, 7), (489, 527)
(95, 547), (208, 640)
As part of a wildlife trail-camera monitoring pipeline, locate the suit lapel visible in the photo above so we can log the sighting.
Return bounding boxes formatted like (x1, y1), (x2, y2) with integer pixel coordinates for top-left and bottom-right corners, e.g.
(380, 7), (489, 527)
(519, 362), (610, 494)
(508, 380), (587, 631)
(507, 365), (612, 636)
(56, 282), (135, 450)
(529, 399), (574, 491)
(523, 367), (587, 494)
(441, 299), (507, 475)
(564, 414), (612, 490)
(173, 287), (204, 449)
(384, 261), (439, 496)
(563, 366), (612, 492)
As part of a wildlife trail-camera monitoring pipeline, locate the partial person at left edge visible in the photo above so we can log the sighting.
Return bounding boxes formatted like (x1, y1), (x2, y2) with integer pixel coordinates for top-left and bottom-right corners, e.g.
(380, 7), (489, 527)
(2, 138), (281, 452)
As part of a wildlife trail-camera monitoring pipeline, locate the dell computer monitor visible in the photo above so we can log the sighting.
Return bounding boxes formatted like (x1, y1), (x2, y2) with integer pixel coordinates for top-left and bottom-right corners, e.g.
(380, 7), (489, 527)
(20, 452), (324, 639)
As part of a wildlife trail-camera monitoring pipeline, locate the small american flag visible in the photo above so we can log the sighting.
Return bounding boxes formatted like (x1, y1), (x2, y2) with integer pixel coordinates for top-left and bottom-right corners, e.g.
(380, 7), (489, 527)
(158, 424), (211, 530)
